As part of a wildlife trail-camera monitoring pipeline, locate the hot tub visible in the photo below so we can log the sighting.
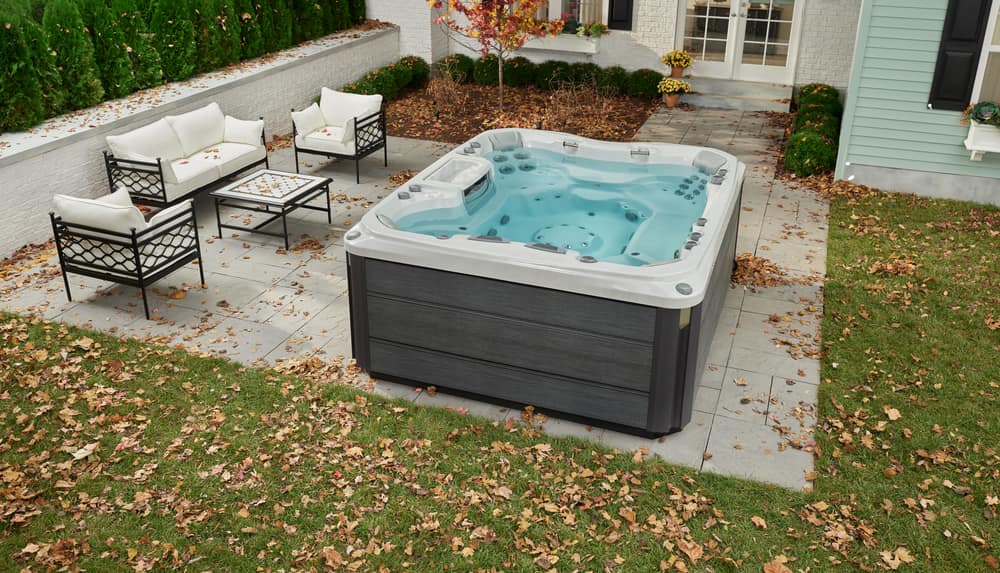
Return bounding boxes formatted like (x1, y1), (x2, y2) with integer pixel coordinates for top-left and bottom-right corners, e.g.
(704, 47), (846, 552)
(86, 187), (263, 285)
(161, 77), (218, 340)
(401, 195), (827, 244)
(345, 129), (744, 436)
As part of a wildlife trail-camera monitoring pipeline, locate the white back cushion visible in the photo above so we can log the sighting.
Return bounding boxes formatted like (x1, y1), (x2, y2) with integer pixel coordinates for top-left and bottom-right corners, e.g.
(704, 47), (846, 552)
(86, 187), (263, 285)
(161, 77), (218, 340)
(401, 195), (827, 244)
(165, 103), (226, 156)
(292, 103), (326, 135)
(53, 194), (147, 234)
(95, 188), (136, 208)
(106, 118), (185, 162)
(320, 88), (382, 127)
(223, 116), (265, 147)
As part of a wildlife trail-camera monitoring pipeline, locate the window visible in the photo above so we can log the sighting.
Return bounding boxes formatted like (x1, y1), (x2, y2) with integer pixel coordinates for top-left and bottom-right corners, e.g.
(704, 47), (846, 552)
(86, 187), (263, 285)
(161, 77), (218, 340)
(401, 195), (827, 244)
(972, 9), (1000, 102)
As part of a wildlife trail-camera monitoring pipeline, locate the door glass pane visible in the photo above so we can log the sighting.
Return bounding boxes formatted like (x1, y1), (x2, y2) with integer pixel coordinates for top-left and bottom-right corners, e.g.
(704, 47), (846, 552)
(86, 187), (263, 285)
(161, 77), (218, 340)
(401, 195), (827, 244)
(686, 0), (732, 61)
(740, 0), (793, 68)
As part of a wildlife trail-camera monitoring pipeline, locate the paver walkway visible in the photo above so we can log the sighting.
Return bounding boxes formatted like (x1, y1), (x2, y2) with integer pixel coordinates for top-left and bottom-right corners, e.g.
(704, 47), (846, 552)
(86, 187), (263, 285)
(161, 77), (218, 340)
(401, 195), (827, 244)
(1, 111), (828, 489)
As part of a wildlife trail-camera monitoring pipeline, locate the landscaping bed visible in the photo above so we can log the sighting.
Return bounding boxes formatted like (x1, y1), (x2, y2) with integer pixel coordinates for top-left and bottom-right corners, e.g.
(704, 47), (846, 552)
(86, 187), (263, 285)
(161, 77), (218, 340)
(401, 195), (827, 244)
(386, 83), (660, 144)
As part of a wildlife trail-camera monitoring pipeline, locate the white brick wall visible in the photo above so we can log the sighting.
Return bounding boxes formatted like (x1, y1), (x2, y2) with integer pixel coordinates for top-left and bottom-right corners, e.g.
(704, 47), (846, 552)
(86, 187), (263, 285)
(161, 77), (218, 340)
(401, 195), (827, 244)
(631, 0), (676, 58)
(367, 0), (448, 61)
(793, 0), (861, 89)
(0, 28), (399, 259)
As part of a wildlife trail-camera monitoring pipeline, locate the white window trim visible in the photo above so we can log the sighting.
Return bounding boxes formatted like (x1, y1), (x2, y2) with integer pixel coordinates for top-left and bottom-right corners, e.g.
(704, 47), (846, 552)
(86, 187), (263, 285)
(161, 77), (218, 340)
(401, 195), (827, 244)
(547, 0), (609, 25)
(971, 1), (1000, 102)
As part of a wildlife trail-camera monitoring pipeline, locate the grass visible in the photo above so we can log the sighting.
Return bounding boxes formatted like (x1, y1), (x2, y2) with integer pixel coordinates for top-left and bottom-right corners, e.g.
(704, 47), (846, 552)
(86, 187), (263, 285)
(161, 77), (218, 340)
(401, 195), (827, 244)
(1, 187), (998, 571)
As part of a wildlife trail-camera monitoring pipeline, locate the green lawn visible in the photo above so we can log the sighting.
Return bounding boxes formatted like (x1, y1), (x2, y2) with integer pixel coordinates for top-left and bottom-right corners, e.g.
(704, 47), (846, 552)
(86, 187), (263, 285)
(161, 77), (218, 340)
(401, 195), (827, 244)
(1, 187), (998, 572)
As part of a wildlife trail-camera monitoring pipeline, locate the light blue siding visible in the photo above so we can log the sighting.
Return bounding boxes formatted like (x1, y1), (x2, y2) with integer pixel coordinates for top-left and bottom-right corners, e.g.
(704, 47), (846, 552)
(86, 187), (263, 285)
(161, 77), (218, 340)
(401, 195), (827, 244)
(836, 0), (1000, 180)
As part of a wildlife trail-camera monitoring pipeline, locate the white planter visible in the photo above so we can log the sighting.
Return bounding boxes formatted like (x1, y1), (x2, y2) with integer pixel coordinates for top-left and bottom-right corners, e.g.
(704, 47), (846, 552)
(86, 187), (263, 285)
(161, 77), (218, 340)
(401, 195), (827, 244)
(964, 121), (1000, 161)
(520, 35), (600, 55)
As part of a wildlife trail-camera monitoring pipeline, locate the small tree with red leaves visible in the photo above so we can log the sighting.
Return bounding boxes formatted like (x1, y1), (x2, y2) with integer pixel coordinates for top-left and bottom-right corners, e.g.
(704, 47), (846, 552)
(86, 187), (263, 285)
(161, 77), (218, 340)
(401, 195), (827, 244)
(429, 0), (563, 109)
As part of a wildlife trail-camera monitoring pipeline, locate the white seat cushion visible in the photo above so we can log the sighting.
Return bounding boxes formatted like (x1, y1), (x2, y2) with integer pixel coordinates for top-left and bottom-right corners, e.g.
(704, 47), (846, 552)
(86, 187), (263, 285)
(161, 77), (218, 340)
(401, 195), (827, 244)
(193, 142), (267, 177)
(224, 116), (265, 147)
(165, 103), (226, 157)
(53, 194), (147, 234)
(162, 156), (219, 203)
(296, 132), (356, 156)
(292, 104), (326, 136)
(147, 200), (193, 227)
(106, 118), (185, 162)
(96, 188), (136, 208)
(166, 155), (220, 184)
(320, 88), (382, 128)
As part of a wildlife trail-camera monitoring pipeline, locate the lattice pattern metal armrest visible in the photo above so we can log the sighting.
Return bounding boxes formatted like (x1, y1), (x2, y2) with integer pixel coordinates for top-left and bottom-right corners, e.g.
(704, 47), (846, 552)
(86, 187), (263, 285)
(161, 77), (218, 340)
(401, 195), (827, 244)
(103, 151), (169, 207)
(355, 106), (387, 157)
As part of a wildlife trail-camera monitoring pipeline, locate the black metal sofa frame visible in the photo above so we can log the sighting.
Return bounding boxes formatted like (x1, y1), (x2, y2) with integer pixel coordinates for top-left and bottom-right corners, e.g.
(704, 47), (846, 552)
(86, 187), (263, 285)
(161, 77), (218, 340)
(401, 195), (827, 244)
(291, 104), (388, 184)
(102, 121), (269, 208)
(50, 202), (205, 319)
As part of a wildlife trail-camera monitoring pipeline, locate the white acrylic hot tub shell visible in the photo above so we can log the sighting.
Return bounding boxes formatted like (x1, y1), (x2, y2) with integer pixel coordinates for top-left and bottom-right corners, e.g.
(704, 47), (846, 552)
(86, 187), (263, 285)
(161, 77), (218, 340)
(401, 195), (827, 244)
(345, 129), (745, 309)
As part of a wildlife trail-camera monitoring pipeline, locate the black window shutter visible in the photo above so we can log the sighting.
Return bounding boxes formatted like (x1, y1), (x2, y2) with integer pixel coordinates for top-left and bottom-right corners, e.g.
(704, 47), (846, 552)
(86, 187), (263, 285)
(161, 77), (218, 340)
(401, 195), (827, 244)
(928, 0), (994, 110)
(608, 0), (633, 30)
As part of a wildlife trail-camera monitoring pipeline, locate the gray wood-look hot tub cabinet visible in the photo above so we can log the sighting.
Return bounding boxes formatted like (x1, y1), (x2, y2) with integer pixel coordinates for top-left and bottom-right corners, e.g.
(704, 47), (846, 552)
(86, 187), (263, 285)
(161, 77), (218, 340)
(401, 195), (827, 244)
(347, 190), (741, 436)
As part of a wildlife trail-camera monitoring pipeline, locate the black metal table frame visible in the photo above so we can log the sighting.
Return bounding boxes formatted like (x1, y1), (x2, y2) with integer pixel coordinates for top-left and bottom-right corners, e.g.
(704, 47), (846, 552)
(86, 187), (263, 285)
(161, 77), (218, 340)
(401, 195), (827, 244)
(212, 178), (332, 249)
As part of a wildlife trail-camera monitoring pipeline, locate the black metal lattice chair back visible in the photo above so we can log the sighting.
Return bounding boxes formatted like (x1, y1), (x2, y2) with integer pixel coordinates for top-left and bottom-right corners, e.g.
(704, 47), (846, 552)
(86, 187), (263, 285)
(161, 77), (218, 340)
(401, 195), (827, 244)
(50, 202), (205, 319)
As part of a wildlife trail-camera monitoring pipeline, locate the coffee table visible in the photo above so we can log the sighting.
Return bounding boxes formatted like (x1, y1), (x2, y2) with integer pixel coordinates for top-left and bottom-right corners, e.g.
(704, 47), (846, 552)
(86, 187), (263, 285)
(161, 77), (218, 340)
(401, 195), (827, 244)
(210, 169), (332, 249)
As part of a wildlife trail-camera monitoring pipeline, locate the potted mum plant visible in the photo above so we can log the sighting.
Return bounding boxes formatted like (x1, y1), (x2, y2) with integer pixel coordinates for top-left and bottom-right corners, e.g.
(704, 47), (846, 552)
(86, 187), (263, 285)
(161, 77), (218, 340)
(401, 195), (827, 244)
(661, 50), (693, 78)
(962, 101), (1000, 161)
(658, 78), (691, 108)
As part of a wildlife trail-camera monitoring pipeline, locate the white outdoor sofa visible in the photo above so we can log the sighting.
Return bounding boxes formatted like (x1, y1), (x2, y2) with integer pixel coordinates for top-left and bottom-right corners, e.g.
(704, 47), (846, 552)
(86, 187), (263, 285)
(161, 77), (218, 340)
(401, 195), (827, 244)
(50, 189), (204, 319)
(103, 103), (268, 207)
(291, 88), (388, 183)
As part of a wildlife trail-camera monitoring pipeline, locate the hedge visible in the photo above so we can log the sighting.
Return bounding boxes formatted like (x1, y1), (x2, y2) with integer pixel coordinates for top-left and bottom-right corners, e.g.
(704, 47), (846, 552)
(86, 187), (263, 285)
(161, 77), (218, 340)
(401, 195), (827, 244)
(784, 83), (842, 177)
(438, 54), (474, 83)
(342, 56), (431, 100)
(0, 0), (367, 133)
(0, 14), (44, 132)
(473, 54), (500, 86)
(503, 56), (535, 87)
(42, 0), (104, 108)
(625, 68), (664, 99)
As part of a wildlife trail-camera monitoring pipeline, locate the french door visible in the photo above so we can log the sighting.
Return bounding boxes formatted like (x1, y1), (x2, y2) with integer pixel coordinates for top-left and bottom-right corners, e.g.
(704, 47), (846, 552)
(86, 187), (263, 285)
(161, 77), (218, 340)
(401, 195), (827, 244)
(678, 0), (804, 84)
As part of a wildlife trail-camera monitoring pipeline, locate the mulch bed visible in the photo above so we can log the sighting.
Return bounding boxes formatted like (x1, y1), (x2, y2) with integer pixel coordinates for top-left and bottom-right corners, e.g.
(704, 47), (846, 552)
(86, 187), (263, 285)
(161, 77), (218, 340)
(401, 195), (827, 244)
(386, 83), (659, 144)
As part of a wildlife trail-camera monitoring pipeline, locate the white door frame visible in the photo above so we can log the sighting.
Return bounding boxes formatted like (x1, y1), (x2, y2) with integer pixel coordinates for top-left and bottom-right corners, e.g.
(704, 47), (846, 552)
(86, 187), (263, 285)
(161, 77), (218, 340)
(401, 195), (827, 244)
(674, 0), (806, 84)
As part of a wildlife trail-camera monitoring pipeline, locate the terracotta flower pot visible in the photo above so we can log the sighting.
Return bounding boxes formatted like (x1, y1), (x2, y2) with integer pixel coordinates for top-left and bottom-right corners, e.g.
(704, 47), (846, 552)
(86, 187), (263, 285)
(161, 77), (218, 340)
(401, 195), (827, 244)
(663, 93), (681, 108)
(671, 66), (684, 78)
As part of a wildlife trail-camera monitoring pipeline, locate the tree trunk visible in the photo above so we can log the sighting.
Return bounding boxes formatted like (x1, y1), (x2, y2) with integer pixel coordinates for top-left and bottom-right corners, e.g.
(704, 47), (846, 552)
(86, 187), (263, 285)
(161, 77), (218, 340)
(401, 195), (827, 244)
(498, 53), (505, 111)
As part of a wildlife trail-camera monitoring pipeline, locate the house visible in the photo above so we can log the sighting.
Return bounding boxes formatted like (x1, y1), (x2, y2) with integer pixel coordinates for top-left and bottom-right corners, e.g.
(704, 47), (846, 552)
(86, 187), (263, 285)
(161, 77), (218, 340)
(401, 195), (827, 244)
(366, 0), (862, 109)
(366, 0), (1000, 205)
(836, 0), (1000, 206)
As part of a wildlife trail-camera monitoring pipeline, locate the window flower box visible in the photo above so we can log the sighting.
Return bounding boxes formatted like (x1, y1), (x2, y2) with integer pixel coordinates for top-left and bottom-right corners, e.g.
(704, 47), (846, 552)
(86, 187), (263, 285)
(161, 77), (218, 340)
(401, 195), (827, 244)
(520, 34), (600, 54)
(964, 121), (1000, 161)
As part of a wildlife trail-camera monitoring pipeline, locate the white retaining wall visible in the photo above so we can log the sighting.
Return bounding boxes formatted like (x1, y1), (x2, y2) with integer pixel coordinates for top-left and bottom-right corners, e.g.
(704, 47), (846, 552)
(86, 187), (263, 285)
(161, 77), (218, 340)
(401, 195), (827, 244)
(0, 28), (398, 259)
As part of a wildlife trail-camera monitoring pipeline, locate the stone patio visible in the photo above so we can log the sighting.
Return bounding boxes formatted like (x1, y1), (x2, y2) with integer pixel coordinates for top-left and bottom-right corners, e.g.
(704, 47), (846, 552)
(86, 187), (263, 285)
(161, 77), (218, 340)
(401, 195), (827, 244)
(1, 110), (827, 490)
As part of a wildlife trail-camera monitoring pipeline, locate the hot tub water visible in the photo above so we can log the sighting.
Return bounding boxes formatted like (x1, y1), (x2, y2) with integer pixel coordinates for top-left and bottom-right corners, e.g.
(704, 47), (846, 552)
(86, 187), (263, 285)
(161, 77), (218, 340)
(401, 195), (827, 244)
(395, 147), (709, 266)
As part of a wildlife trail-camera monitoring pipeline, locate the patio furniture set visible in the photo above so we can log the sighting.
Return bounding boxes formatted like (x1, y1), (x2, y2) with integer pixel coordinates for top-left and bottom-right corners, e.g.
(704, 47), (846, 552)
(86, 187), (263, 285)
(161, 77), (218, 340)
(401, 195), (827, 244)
(49, 90), (387, 319)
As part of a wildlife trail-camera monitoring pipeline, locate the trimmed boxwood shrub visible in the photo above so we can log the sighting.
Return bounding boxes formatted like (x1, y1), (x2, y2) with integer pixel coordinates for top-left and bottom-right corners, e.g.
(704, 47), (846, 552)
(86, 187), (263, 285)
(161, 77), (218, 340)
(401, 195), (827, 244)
(798, 83), (840, 102)
(149, 0), (198, 81)
(597, 65), (628, 95)
(111, 0), (163, 90)
(438, 53), (474, 83)
(473, 54), (500, 85)
(0, 17), (44, 132)
(534, 60), (570, 89)
(398, 55), (430, 86)
(503, 56), (535, 87)
(569, 62), (600, 85)
(792, 108), (837, 132)
(796, 121), (840, 142)
(43, 0), (104, 108)
(797, 98), (841, 118)
(784, 130), (837, 176)
(626, 68), (663, 99)
(388, 61), (412, 89)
